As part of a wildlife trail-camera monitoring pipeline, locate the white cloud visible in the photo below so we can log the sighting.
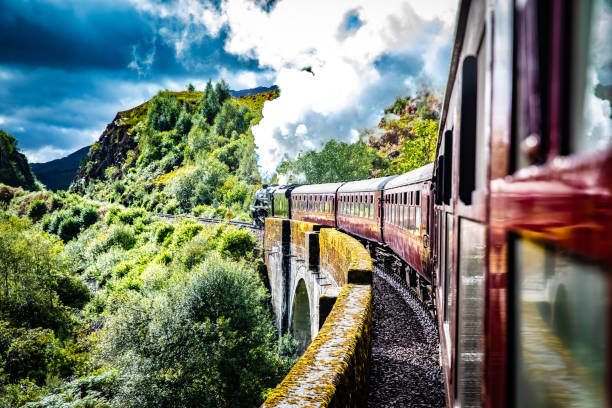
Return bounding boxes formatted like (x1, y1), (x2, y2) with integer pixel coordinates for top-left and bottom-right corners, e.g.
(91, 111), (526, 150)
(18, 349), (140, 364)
(25, 145), (80, 164)
(220, 0), (456, 174)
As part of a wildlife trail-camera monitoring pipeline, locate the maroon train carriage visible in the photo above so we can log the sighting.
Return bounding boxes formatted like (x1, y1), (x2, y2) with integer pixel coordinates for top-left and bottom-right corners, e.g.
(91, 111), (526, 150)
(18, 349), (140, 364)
(381, 163), (434, 282)
(290, 183), (344, 227)
(336, 175), (397, 243)
(433, 0), (612, 407)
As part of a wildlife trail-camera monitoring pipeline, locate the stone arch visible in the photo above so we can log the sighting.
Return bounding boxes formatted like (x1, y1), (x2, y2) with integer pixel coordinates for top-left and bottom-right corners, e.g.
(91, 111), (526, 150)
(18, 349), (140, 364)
(291, 279), (311, 355)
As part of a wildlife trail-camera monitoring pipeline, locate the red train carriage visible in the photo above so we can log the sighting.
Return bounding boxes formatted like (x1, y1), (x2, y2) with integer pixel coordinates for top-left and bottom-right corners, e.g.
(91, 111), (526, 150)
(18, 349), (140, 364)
(291, 183), (344, 227)
(382, 163), (434, 282)
(433, 0), (612, 407)
(336, 176), (397, 243)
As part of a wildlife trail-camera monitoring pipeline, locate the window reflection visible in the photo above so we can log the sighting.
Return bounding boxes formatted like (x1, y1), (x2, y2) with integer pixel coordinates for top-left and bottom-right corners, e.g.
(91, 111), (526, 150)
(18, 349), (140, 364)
(572, 0), (612, 153)
(515, 238), (607, 407)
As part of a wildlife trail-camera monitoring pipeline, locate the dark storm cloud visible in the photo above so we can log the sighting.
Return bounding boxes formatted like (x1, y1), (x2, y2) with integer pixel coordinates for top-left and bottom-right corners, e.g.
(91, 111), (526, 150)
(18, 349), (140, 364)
(0, 0), (150, 69)
(0, 0), (266, 162)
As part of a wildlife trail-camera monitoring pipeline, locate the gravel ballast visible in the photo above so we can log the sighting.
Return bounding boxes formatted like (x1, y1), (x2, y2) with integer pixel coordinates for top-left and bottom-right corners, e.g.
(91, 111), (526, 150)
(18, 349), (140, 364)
(368, 265), (446, 407)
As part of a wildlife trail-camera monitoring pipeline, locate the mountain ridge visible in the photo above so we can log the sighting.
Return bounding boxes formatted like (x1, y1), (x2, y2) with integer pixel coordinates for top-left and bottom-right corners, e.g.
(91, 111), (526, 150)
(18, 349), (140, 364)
(30, 145), (90, 191)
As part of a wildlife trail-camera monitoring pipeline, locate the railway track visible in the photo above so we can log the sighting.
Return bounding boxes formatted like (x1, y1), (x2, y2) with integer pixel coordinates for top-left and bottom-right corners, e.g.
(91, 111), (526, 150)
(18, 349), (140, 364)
(155, 214), (264, 242)
(368, 261), (445, 407)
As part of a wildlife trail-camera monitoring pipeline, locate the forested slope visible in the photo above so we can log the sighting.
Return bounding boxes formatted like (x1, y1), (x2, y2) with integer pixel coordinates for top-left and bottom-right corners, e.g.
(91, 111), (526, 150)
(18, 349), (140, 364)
(71, 82), (279, 219)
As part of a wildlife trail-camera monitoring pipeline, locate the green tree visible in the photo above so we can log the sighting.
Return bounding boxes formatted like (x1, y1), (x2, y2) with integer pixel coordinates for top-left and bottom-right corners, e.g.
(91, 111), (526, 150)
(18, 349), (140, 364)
(187, 83), (195, 92)
(0, 215), (84, 335)
(148, 91), (181, 132)
(387, 119), (438, 174)
(100, 256), (285, 407)
(279, 140), (385, 183)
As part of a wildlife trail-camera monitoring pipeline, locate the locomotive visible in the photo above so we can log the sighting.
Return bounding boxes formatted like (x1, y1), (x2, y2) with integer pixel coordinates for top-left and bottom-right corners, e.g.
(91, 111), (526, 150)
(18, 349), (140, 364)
(253, 0), (612, 406)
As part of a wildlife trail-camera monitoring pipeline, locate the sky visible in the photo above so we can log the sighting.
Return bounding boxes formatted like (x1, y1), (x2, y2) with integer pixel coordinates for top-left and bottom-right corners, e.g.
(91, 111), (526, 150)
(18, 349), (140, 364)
(0, 0), (457, 173)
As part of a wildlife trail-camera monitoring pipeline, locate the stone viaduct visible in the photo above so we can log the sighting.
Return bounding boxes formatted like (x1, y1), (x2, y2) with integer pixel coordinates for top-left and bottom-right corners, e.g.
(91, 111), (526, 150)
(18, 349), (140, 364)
(261, 218), (373, 407)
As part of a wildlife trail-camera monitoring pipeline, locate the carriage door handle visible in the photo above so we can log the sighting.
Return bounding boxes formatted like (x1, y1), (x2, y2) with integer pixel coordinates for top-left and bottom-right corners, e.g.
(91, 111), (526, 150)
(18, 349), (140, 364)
(423, 234), (430, 248)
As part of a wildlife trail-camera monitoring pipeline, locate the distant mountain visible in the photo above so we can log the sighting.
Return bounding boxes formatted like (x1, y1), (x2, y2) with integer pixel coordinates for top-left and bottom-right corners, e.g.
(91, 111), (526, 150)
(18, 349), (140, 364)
(230, 85), (278, 98)
(31, 145), (90, 191)
(0, 129), (38, 190)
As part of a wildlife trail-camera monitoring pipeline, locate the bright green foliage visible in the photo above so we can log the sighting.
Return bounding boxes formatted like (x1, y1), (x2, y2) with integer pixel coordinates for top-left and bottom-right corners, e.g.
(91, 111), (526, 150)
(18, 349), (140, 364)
(172, 220), (203, 248)
(148, 91), (181, 132)
(0, 188), (288, 406)
(154, 223), (174, 244)
(100, 256), (284, 407)
(219, 228), (256, 259)
(386, 119), (438, 175)
(0, 215), (84, 335)
(278, 140), (385, 183)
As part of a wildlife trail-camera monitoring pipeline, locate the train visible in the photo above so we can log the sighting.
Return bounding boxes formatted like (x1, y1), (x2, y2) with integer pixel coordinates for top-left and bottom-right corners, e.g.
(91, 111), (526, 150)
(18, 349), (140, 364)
(251, 0), (612, 407)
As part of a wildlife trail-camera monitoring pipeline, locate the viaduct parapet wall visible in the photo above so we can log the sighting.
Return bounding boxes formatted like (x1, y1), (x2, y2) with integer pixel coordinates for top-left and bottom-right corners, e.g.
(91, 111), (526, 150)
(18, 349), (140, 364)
(262, 218), (372, 407)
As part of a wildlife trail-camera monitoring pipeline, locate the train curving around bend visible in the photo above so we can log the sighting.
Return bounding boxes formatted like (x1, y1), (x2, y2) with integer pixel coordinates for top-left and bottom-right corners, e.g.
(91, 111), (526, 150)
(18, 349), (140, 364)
(252, 0), (612, 406)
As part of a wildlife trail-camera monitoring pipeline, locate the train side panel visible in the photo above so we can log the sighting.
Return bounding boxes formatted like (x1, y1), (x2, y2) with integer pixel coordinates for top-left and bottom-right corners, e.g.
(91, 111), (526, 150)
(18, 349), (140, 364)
(382, 182), (433, 281)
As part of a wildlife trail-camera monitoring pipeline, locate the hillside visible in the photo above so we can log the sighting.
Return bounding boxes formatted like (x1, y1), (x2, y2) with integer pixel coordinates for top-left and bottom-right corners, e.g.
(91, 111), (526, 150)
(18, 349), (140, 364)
(71, 81), (279, 219)
(30, 145), (90, 191)
(0, 129), (39, 190)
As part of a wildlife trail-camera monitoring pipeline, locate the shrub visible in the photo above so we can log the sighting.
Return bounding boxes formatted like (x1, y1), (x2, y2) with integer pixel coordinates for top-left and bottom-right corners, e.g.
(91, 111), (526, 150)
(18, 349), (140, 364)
(155, 223), (174, 244)
(58, 216), (82, 242)
(172, 221), (203, 248)
(55, 274), (91, 309)
(27, 199), (47, 220)
(117, 208), (147, 225)
(81, 206), (98, 228)
(105, 225), (136, 251)
(219, 228), (255, 258)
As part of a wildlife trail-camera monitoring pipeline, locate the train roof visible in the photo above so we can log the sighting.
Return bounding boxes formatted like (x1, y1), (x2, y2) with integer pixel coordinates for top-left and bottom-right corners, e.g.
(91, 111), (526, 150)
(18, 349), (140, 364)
(337, 175), (398, 193)
(384, 163), (434, 189)
(292, 182), (345, 195)
(272, 184), (300, 196)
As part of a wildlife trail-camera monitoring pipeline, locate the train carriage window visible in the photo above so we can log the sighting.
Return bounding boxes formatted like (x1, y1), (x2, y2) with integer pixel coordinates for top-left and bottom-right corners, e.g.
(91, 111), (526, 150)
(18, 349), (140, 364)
(514, 238), (608, 407)
(459, 53), (479, 205)
(415, 205), (421, 232)
(569, 0), (612, 154)
(444, 130), (453, 205)
(325, 196), (329, 213)
(409, 206), (415, 231)
(361, 194), (365, 217)
(369, 194), (374, 219)
(416, 191), (421, 206)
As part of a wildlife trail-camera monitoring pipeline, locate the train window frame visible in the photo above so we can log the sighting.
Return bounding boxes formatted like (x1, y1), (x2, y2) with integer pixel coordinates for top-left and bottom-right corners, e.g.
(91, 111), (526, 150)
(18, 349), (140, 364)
(443, 130), (453, 205)
(416, 191), (421, 206)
